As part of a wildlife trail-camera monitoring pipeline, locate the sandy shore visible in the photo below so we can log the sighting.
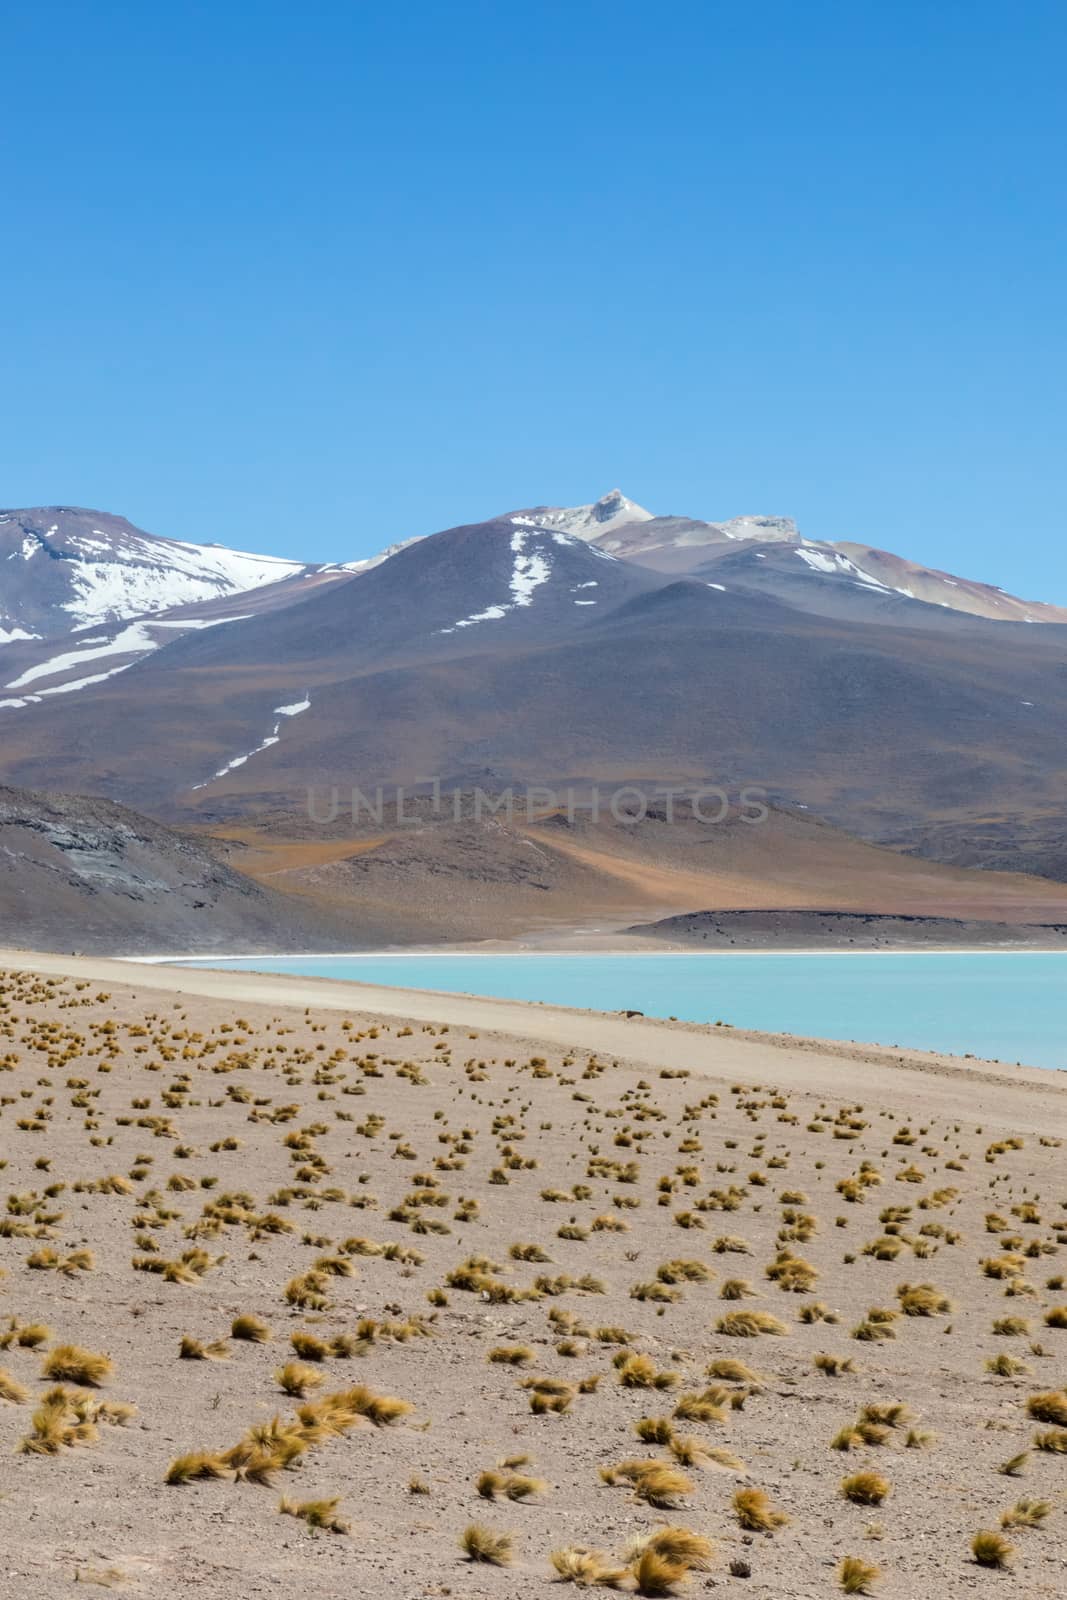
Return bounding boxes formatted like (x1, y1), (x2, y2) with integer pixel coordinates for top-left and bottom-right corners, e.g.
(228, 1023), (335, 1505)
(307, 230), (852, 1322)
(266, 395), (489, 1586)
(0, 947), (1064, 1599)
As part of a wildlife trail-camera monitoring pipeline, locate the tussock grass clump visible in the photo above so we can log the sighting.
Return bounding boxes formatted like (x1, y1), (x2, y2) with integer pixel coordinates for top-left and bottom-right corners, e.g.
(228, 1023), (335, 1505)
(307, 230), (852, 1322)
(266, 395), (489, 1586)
(0, 1321), (51, 1350)
(706, 1358), (762, 1384)
(851, 1320), (896, 1343)
(627, 1528), (713, 1571)
(601, 1459), (693, 1507)
(632, 1281), (680, 1303)
(330, 1383), (413, 1426)
(798, 1300), (837, 1325)
(591, 1213), (629, 1232)
(860, 1401), (913, 1430)
(27, 1246), (95, 1275)
(1026, 1392), (1067, 1426)
(670, 1437), (743, 1471)
(656, 1258), (711, 1285)
(673, 1388), (728, 1424)
(488, 1344), (533, 1365)
(284, 1272), (329, 1310)
(1044, 1306), (1067, 1329)
(982, 1254), (1026, 1280)
(766, 1249), (819, 1293)
(165, 1450), (232, 1484)
(1000, 1497), (1050, 1529)
(276, 1362), (323, 1398)
(896, 1282), (951, 1316)
(179, 1335), (229, 1361)
(841, 1470), (890, 1505)
(16, 1387), (126, 1455)
(278, 1495), (349, 1533)
(814, 1352), (855, 1376)
(716, 1310), (787, 1337)
(971, 1529), (1013, 1568)
(985, 1352), (1028, 1377)
(17, 1396), (84, 1457)
(630, 1465), (693, 1509)
(231, 1314), (271, 1342)
(1033, 1428), (1067, 1452)
(838, 1555), (881, 1594)
(635, 1415), (676, 1444)
(510, 1241), (551, 1262)
(529, 1387), (574, 1415)
(616, 1353), (677, 1389)
(41, 1345), (112, 1387)
(290, 1331), (330, 1361)
(476, 1468), (546, 1500)
(733, 1487), (790, 1530)
(0, 1368), (30, 1404)
(628, 1549), (689, 1596)
(459, 1523), (513, 1565)
(550, 1547), (617, 1586)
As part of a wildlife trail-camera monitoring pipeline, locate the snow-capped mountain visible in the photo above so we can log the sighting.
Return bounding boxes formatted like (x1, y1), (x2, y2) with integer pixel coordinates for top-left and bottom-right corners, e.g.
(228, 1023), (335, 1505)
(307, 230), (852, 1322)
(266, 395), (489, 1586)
(526, 493), (1067, 626)
(0, 496), (1064, 897)
(3, 495), (1064, 665)
(515, 488), (655, 540)
(0, 506), (323, 642)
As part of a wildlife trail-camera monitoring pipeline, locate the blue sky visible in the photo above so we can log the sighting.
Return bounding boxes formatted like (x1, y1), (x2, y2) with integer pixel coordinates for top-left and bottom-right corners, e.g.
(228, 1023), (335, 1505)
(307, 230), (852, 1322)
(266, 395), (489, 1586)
(2, 1), (1065, 597)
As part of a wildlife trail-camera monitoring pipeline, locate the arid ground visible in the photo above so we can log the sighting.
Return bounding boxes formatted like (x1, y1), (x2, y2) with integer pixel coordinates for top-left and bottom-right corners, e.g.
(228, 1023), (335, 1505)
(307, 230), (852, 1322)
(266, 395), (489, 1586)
(0, 952), (1064, 1598)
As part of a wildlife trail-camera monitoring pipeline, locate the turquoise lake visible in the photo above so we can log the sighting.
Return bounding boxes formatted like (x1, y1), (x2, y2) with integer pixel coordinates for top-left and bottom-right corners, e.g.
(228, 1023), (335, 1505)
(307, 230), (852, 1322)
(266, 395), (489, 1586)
(177, 952), (1067, 1070)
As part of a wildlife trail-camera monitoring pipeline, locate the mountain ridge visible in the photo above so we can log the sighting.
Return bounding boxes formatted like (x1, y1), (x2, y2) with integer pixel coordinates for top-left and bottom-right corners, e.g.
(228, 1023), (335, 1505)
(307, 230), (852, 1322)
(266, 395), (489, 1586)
(2, 491), (1064, 654)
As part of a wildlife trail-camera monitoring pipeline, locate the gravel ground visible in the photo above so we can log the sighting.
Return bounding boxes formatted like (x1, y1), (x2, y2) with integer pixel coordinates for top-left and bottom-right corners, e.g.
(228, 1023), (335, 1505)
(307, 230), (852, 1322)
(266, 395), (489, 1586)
(0, 961), (1063, 1599)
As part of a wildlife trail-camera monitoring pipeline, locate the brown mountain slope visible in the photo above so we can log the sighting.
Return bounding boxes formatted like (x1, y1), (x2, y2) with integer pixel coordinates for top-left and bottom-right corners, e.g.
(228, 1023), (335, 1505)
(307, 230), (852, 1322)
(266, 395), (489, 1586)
(208, 802), (1067, 946)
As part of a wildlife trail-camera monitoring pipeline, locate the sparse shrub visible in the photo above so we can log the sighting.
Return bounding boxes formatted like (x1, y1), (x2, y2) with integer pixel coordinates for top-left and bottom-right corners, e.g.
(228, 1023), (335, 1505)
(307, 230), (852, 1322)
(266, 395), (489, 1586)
(716, 1310), (787, 1337)
(41, 1345), (112, 1387)
(231, 1314), (271, 1343)
(1000, 1497), (1050, 1529)
(838, 1555), (881, 1594)
(841, 1471), (890, 1505)
(971, 1529), (1013, 1568)
(279, 1495), (349, 1533)
(733, 1487), (789, 1530)
(459, 1523), (513, 1565)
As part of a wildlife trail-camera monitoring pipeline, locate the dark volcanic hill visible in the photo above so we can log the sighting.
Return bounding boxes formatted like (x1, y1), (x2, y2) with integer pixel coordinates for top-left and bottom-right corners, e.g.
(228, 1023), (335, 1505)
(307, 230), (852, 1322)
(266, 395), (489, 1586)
(0, 785), (354, 955)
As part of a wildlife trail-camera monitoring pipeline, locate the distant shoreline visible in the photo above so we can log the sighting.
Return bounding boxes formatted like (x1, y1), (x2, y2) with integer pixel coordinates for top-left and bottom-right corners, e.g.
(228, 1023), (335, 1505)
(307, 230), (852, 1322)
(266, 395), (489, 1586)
(2, 944), (1062, 1088)
(128, 944), (1067, 963)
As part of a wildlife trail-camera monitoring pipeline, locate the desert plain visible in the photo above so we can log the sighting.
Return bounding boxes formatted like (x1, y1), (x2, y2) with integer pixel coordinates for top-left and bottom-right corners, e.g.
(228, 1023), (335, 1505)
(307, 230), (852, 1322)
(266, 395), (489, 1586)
(0, 951), (1062, 1598)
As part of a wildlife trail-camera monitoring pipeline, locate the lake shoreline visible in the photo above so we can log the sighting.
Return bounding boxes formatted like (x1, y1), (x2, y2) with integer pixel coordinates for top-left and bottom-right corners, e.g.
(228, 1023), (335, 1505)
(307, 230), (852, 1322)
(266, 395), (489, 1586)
(132, 943), (1067, 962)
(1, 943), (1063, 1077)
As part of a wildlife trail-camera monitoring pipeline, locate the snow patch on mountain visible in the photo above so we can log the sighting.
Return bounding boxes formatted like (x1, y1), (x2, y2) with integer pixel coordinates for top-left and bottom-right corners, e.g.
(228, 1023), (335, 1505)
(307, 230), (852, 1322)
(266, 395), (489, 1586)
(0, 659), (139, 709)
(795, 547), (889, 588)
(0, 613), (254, 707)
(509, 527), (551, 605)
(192, 697), (312, 789)
(5, 622), (163, 689)
(440, 527), (555, 633)
(59, 539), (306, 629)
